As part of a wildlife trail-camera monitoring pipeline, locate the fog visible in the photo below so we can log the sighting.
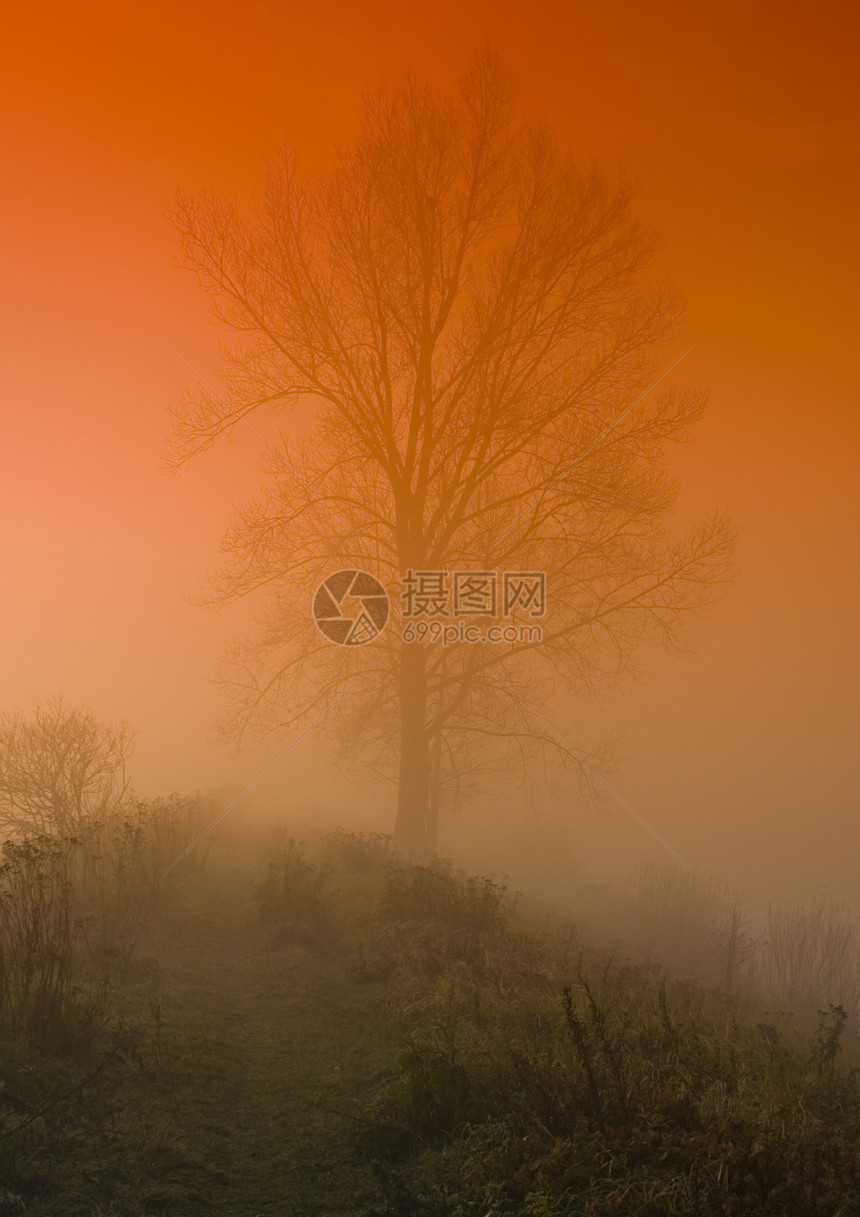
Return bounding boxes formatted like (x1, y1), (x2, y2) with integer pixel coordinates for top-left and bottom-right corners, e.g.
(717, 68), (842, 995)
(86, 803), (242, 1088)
(2, 3), (858, 932)
(4, 10), (860, 1209)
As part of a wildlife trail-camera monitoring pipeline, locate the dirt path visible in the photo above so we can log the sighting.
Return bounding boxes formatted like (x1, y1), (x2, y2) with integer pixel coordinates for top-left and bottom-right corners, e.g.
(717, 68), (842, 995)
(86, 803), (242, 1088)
(132, 857), (390, 1217)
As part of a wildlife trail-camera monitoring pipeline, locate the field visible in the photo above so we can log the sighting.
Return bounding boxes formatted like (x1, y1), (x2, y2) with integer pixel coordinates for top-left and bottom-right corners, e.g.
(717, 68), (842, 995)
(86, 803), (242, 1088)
(0, 808), (858, 1216)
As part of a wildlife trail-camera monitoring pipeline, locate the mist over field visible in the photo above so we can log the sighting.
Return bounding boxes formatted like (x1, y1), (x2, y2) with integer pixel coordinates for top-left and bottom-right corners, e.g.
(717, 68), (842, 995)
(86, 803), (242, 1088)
(1, 1), (858, 1212)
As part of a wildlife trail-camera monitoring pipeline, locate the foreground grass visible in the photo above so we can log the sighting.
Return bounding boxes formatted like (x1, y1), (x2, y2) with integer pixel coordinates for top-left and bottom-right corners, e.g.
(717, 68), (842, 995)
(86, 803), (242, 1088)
(0, 834), (396, 1215)
(344, 847), (860, 1216)
(0, 824), (858, 1215)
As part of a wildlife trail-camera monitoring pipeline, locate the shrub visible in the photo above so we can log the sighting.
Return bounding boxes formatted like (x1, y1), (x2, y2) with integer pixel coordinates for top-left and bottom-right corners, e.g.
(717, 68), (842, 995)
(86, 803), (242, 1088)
(323, 828), (393, 873)
(0, 794), (205, 1056)
(254, 838), (333, 949)
(0, 835), (101, 1053)
(380, 860), (508, 933)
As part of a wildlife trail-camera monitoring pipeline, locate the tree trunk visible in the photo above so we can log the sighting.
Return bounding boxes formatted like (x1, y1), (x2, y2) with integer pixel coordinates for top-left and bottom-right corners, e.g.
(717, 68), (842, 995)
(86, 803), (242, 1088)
(393, 641), (431, 855)
(426, 712), (443, 857)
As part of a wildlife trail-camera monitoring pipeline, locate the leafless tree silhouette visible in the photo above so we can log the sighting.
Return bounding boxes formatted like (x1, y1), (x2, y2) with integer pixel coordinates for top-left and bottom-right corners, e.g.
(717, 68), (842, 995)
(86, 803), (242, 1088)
(760, 892), (860, 1022)
(0, 695), (133, 837)
(166, 52), (735, 854)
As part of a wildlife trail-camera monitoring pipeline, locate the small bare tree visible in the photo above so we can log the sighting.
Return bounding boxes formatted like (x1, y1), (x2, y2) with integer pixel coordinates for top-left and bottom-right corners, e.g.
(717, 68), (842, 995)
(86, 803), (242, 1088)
(631, 864), (756, 988)
(759, 892), (860, 1023)
(0, 696), (133, 837)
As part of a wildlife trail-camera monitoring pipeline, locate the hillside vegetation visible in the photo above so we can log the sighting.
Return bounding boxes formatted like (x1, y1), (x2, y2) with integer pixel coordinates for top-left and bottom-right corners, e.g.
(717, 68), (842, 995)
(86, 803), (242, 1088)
(0, 812), (858, 1215)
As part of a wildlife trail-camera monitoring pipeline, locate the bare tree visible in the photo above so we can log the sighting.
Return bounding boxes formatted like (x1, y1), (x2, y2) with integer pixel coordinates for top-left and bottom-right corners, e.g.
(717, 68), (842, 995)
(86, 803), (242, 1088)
(759, 892), (860, 1022)
(166, 52), (735, 854)
(0, 696), (133, 837)
(631, 864), (756, 987)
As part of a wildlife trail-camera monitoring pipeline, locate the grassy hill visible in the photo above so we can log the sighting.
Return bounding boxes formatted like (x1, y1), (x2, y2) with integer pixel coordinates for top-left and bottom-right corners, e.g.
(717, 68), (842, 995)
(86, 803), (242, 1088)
(0, 813), (858, 1215)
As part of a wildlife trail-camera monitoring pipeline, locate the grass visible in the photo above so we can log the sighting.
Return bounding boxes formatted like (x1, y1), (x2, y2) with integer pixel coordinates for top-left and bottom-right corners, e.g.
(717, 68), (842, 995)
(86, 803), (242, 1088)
(0, 818), (857, 1214)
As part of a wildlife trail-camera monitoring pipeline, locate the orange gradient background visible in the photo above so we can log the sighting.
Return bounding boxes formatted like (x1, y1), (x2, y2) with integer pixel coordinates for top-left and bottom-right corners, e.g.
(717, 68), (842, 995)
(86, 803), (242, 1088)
(2, 0), (858, 905)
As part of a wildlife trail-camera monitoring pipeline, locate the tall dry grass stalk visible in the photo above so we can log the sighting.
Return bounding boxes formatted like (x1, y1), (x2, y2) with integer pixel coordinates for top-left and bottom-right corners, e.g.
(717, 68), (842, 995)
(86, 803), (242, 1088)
(0, 794), (206, 1054)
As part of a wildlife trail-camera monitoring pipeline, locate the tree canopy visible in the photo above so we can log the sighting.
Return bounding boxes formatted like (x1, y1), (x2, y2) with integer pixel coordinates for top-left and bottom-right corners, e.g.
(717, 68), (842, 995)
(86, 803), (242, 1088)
(167, 52), (735, 854)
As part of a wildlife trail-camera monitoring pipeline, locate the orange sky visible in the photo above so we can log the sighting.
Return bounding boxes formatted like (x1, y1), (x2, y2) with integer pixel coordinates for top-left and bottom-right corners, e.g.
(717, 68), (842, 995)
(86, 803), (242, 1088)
(2, 0), (858, 904)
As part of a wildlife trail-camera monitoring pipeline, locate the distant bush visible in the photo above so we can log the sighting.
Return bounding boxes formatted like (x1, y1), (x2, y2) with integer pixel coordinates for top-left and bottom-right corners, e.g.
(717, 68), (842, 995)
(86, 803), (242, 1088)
(759, 891), (860, 1025)
(380, 860), (509, 933)
(254, 838), (334, 950)
(628, 864), (757, 990)
(374, 860), (511, 978)
(582, 865), (860, 1046)
(322, 828), (393, 873)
